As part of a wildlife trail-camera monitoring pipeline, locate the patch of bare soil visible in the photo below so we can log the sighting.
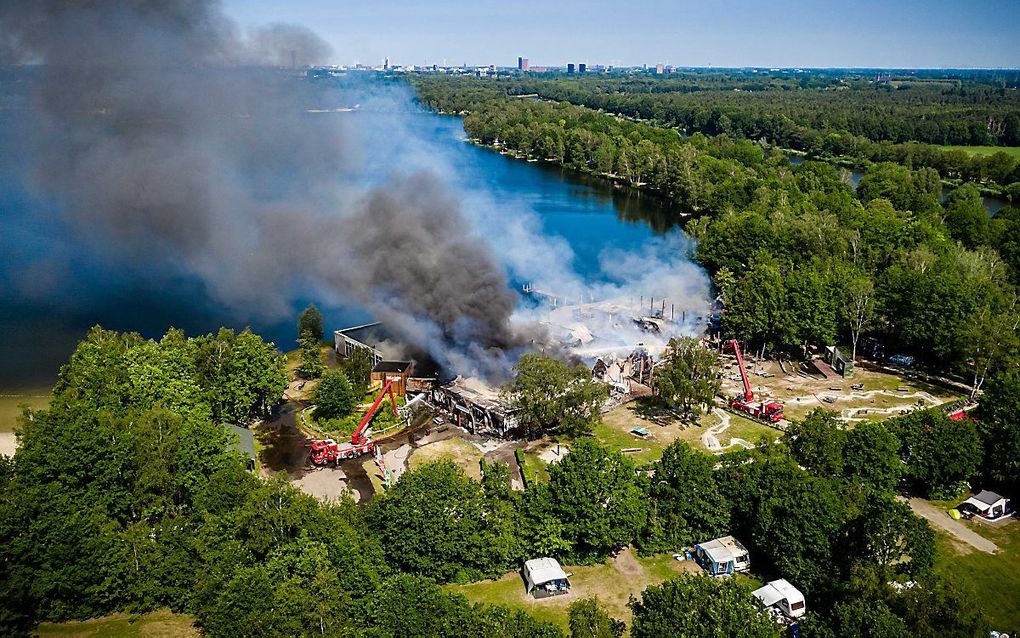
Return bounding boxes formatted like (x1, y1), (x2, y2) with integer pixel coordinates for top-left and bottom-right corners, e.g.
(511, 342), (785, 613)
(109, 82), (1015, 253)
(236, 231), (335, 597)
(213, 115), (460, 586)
(0, 432), (17, 457)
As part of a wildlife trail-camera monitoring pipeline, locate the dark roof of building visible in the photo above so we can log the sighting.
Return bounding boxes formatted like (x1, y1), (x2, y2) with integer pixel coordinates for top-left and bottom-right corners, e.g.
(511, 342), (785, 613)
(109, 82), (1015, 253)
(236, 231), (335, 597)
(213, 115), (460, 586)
(373, 360), (413, 374)
(335, 323), (391, 349)
(973, 490), (1005, 506)
(224, 423), (256, 463)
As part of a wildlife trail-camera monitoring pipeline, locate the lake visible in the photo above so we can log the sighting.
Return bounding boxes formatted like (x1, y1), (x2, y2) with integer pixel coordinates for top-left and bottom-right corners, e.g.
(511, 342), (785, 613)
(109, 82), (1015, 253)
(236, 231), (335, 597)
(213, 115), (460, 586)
(6, 105), (1006, 387)
(0, 107), (678, 386)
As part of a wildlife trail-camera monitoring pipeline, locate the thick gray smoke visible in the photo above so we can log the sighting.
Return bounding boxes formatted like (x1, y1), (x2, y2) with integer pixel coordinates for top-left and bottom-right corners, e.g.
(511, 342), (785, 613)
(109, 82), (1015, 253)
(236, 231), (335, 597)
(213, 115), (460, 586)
(0, 0), (536, 378)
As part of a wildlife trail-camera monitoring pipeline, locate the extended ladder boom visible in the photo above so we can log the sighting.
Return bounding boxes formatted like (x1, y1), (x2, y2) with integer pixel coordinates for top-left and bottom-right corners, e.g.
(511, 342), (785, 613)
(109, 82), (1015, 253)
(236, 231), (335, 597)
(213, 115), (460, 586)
(729, 339), (754, 402)
(352, 378), (398, 445)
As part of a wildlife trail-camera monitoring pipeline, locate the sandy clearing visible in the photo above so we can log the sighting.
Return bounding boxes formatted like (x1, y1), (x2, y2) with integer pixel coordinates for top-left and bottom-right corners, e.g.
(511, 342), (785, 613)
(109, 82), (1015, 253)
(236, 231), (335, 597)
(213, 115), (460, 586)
(0, 432), (17, 457)
(538, 445), (569, 464)
(291, 467), (357, 504)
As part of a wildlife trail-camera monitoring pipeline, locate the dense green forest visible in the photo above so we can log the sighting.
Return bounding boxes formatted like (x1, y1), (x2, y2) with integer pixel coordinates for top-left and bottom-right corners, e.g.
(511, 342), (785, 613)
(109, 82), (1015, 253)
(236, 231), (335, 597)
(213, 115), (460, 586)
(414, 75), (1020, 189)
(413, 77), (1020, 385)
(5, 326), (1020, 635)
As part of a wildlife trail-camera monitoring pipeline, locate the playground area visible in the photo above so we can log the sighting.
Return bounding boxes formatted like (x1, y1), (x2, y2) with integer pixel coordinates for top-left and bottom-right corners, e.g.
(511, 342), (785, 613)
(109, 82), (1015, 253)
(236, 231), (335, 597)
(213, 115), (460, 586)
(594, 398), (782, 462)
(717, 357), (962, 425)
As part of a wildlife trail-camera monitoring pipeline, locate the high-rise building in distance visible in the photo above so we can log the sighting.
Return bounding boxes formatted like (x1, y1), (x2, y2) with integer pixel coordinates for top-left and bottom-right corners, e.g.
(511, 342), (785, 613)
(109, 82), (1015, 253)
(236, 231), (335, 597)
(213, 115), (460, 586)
(567, 63), (575, 73)
(655, 63), (664, 74)
(518, 56), (529, 71)
(578, 63), (586, 74)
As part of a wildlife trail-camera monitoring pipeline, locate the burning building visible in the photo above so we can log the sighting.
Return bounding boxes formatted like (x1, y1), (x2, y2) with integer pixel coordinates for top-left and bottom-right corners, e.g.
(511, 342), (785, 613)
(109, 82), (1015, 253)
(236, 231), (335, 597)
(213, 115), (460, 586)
(591, 349), (656, 395)
(371, 360), (414, 397)
(334, 323), (385, 364)
(431, 376), (519, 436)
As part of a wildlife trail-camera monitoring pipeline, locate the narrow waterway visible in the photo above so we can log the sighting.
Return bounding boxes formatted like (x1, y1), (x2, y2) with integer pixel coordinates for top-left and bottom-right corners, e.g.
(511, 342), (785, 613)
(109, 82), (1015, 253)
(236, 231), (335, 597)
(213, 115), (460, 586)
(787, 155), (1009, 214)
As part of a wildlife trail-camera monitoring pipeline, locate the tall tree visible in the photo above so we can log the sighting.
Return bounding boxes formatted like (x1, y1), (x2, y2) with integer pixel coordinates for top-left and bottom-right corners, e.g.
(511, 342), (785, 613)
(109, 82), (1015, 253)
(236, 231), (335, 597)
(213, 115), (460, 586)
(787, 264), (838, 352)
(297, 334), (324, 380)
(844, 422), (903, 497)
(944, 184), (990, 248)
(961, 301), (1019, 396)
(541, 439), (647, 561)
(312, 369), (355, 421)
(654, 337), (721, 418)
(568, 596), (625, 638)
(888, 410), (982, 498)
(841, 273), (875, 361)
(788, 409), (847, 478)
(342, 347), (374, 398)
(297, 304), (325, 342)
(222, 330), (288, 421)
(503, 354), (608, 437)
(976, 369), (1020, 494)
(642, 441), (729, 552)
(847, 499), (935, 579)
(367, 461), (520, 581)
(722, 254), (790, 355)
(629, 575), (780, 638)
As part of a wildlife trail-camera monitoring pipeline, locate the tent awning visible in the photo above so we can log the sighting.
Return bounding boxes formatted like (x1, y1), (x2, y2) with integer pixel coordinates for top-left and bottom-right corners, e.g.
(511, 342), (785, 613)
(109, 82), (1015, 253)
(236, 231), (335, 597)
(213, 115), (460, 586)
(524, 558), (570, 588)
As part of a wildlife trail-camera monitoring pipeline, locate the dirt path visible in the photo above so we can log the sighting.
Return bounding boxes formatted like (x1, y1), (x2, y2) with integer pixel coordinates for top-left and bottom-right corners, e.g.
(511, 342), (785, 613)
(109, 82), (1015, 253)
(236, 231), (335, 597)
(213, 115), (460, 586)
(612, 546), (644, 580)
(906, 497), (999, 554)
(703, 409), (755, 453)
(702, 410), (727, 451)
(785, 389), (941, 422)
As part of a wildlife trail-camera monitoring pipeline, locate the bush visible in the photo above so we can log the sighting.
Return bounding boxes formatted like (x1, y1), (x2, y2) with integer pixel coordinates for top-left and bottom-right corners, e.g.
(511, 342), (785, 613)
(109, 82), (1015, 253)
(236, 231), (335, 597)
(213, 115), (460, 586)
(313, 369), (355, 421)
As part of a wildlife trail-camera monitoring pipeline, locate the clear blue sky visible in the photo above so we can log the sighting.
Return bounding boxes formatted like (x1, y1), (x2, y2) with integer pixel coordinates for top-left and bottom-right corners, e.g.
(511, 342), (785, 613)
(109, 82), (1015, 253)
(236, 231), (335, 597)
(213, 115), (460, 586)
(223, 0), (1020, 69)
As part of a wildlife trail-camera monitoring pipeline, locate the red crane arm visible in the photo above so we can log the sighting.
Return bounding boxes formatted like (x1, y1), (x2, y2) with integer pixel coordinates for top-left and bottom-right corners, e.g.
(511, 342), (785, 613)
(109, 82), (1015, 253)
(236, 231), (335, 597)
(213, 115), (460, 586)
(352, 378), (397, 444)
(729, 339), (754, 402)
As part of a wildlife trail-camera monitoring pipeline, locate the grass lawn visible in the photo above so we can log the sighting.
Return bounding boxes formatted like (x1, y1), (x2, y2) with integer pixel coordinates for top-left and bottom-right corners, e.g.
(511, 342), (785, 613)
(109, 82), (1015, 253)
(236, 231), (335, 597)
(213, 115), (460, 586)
(362, 457), (388, 493)
(448, 548), (700, 634)
(408, 437), (484, 480)
(936, 145), (1020, 160)
(518, 447), (551, 484)
(35, 610), (199, 637)
(596, 400), (779, 462)
(722, 413), (783, 447)
(595, 399), (709, 464)
(0, 386), (51, 433)
(934, 520), (1020, 630)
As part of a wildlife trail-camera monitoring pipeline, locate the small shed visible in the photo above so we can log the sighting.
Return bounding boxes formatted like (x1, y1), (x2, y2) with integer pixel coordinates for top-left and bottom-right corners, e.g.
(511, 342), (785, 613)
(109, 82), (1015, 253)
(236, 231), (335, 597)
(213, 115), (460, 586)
(960, 490), (1011, 521)
(522, 557), (571, 598)
(371, 360), (414, 397)
(694, 535), (750, 576)
(753, 579), (806, 620)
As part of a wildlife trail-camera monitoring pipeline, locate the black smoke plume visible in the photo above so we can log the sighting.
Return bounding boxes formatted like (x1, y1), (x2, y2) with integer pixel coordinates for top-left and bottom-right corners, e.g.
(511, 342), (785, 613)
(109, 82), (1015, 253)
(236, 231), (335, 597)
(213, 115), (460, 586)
(0, 1), (537, 378)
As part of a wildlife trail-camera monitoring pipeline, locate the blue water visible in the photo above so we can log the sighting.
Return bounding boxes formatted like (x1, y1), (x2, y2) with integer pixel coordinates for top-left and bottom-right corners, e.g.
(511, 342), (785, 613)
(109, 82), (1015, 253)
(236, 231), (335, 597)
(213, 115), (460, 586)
(347, 110), (674, 277)
(0, 108), (676, 385)
(787, 154), (1008, 214)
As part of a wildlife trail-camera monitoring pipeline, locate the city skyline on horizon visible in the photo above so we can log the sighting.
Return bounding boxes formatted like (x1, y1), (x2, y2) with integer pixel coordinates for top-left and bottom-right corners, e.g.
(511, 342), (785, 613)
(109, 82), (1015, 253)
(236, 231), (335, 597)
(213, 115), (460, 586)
(223, 0), (1020, 70)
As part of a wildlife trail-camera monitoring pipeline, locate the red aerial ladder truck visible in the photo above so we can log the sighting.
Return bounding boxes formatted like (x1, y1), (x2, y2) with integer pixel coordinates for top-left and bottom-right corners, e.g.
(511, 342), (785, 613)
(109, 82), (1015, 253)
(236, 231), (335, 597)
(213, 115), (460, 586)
(725, 339), (784, 423)
(308, 378), (399, 466)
